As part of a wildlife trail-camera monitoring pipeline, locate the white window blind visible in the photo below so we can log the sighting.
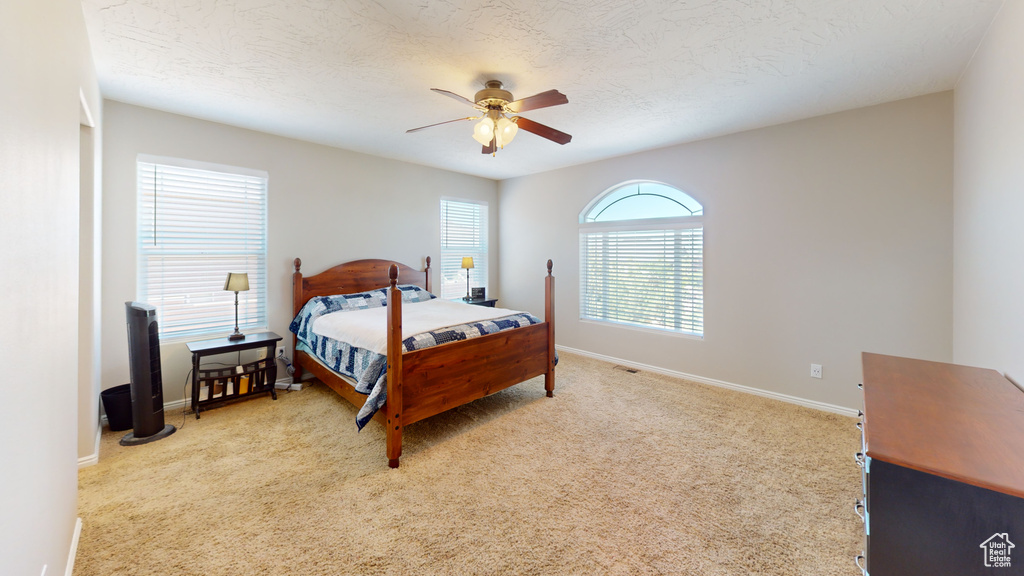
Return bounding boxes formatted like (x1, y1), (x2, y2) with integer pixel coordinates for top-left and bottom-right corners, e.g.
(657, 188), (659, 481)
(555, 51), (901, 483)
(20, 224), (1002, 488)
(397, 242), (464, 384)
(440, 199), (488, 300)
(579, 181), (704, 337)
(137, 156), (268, 340)
(580, 225), (703, 336)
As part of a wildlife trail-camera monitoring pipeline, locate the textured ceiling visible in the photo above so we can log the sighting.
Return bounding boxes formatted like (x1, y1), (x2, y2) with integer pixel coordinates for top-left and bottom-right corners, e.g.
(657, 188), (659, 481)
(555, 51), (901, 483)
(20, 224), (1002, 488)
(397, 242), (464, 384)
(81, 0), (1003, 180)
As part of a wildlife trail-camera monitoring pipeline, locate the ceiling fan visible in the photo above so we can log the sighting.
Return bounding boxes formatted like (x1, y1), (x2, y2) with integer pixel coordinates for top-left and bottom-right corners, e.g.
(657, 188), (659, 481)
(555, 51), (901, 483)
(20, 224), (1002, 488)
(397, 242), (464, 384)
(406, 80), (572, 155)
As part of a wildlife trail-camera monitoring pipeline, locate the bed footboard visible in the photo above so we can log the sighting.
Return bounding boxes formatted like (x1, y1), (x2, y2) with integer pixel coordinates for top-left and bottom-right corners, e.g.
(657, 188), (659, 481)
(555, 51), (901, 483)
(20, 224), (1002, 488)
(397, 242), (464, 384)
(383, 260), (556, 467)
(401, 323), (550, 424)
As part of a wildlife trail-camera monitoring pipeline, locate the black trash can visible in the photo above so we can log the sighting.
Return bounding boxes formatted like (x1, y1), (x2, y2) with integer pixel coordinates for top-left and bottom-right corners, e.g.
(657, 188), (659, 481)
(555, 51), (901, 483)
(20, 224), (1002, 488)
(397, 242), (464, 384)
(100, 384), (133, 432)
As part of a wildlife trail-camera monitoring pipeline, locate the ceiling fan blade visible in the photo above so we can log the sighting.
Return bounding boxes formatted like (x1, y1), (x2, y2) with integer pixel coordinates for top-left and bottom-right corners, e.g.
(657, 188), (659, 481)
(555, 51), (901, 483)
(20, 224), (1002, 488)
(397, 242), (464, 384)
(406, 117), (474, 133)
(515, 117), (572, 145)
(431, 88), (481, 108)
(482, 137), (496, 155)
(506, 89), (568, 113)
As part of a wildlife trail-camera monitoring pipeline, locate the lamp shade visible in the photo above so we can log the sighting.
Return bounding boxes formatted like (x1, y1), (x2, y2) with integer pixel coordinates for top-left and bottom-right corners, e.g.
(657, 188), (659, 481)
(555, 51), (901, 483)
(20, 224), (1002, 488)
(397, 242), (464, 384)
(224, 272), (249, 292)
(472, 118), (495, 145)
(461, 257), (475, 270)
(496, 116), (518, 147)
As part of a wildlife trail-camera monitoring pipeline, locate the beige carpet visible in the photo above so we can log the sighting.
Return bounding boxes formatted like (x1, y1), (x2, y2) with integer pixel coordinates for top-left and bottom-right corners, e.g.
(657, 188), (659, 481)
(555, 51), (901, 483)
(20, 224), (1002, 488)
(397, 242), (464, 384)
(76, 352), (861, 575)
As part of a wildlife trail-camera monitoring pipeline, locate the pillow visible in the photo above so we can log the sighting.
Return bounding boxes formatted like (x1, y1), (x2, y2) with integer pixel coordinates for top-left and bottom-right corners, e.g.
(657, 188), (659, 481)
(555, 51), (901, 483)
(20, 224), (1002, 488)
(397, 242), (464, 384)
(358, 284), (437, 303)
(396, 284), (437, 303)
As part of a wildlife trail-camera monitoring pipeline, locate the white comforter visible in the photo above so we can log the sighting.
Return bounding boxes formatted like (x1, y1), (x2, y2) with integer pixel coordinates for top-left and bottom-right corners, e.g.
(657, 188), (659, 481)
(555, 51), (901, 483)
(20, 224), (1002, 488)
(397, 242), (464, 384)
(312, 298), (524, 355)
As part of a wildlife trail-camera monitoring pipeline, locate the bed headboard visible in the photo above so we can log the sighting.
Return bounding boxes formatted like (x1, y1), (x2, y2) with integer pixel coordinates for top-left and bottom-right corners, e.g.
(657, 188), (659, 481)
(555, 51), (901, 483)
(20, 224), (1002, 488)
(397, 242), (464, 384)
(291, 257), (431, 321)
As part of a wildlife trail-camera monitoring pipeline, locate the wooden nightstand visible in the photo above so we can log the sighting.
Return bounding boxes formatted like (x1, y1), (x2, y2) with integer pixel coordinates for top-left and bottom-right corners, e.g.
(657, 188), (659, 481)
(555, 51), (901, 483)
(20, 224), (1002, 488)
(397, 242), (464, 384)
(186, 331), (282, 418)
(462, 297), (498, 307)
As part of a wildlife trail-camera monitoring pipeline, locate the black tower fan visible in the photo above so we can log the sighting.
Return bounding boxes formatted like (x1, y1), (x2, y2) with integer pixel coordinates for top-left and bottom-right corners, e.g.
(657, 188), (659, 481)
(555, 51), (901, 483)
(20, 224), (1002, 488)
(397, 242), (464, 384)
(121, 302), (176, 446)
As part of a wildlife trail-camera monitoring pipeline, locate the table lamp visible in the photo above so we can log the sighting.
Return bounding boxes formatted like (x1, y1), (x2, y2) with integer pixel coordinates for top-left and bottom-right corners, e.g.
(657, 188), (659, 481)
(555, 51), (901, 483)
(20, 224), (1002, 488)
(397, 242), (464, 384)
(224, 272), (249, 340)
(461, 257), (474, 300)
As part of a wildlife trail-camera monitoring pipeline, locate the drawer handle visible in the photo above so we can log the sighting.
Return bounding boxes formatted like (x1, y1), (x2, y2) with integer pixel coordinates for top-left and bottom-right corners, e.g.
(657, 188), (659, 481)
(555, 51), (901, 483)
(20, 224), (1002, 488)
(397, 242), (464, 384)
(855, 553), (868, 574)
(854, 499), (866, 522)
(854, 452), (865, 467)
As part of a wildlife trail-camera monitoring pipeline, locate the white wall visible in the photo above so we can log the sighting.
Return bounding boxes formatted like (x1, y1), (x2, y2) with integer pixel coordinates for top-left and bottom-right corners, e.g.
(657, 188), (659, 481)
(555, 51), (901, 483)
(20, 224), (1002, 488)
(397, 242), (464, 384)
(500, 93), (954, 410)
(78, 114), (104, 464)
(0, 0), (100, 573)
(953, 1), (1024, 380)
(101, 101), (498, 404)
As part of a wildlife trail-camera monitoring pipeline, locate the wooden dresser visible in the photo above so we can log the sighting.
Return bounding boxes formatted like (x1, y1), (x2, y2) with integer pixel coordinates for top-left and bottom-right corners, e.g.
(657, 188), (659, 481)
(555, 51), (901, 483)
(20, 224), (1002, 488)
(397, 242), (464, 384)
(857, 353), (1024, 575)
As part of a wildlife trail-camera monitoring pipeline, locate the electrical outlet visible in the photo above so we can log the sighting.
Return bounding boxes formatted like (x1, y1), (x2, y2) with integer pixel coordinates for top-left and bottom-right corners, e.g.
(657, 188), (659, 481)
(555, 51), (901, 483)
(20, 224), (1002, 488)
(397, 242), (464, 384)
(811, 364), (822, 379)
(276, 344), (286, 359)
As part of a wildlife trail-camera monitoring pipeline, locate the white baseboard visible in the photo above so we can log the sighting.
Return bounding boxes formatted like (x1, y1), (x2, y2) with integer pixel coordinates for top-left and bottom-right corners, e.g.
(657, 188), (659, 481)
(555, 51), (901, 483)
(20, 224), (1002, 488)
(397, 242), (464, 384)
(77, 427), (101, 469)
(100, 397), (188, 426)
(65, 517), (81, 576)
(99, 382), (303, 431)
(164, 397), (189, 412)
(556, 345), (859, 418)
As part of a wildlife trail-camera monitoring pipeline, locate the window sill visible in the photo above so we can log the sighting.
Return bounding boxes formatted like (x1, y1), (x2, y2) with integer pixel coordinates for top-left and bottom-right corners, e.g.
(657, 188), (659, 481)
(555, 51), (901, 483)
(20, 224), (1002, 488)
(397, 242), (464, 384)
(578, 318), (704, 341)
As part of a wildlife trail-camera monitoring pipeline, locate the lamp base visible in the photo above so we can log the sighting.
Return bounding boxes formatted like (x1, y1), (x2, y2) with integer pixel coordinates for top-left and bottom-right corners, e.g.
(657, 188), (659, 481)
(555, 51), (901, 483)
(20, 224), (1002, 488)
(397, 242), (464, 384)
(228, 332), (245, 341)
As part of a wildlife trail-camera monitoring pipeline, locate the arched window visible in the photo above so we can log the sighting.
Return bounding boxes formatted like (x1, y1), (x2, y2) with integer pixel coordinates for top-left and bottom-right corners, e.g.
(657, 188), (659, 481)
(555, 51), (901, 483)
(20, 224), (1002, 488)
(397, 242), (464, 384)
(579, 181), (703, 337)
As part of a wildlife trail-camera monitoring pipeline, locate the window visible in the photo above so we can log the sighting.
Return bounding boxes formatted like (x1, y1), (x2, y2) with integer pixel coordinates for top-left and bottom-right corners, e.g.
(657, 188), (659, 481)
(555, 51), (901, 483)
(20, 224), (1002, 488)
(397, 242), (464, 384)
(137, 155), (268, 340)
(579, 181), (703, 337)
(440, 198), (488, 300)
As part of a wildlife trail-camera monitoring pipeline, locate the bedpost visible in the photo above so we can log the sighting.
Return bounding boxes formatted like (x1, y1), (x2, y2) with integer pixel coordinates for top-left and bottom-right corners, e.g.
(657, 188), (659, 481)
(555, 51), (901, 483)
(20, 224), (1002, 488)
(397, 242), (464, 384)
(545, 259), (555, 398)
(424, 256), (431, 293)
(385, 264), (404, 468)
(292, 258), (303, 384)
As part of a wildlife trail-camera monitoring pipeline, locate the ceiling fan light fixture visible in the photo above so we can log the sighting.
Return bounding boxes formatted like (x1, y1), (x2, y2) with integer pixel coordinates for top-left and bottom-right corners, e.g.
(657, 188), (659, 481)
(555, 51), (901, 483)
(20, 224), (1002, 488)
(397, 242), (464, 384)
(472, 117), (495, 145)
(412, 81), (570, 155)
(496, 116), (518, 148)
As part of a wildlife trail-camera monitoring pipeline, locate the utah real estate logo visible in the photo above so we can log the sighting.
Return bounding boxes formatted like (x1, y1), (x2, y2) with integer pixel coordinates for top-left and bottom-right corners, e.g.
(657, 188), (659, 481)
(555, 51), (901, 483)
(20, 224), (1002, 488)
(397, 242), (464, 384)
(980, 533), (1015, 568)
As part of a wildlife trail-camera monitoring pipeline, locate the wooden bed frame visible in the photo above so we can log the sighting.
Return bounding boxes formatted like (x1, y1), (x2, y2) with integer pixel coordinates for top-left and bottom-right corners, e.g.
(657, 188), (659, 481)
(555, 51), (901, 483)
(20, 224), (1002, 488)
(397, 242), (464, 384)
(291, 256), (555, 468)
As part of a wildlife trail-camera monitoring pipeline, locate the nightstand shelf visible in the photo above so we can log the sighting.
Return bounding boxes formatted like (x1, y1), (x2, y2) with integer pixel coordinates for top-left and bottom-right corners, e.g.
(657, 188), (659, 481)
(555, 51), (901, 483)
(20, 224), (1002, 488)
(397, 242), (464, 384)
(186, 331), (282, 418)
